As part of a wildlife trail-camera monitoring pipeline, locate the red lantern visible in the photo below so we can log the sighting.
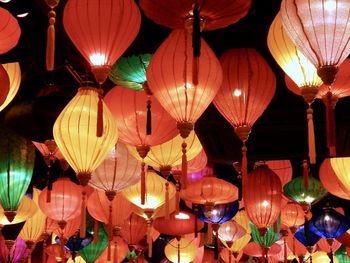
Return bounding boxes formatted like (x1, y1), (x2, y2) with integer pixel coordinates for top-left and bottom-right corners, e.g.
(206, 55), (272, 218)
(120, 213), (148, 245)
(0, 7), (21, 54)
(0, 65), (10, 108)
(63, 0), (141, 84)
(266, 160), (292, 186)
(243, 242), (282, 257)
(139, 0), (251, 30)
(317, 238), (341, 253)
(281, 203), (305, 233)
(213, 49), (276, 178)
(243, 164), (282, 236)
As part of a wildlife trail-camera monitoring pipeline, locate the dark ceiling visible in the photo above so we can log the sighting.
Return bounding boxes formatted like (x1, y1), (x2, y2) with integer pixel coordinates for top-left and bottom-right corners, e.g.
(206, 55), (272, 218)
(1, 0), (350, 191)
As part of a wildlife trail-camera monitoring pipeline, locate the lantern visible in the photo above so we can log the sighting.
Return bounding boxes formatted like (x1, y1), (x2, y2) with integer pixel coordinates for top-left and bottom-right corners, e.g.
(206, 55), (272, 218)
(0, 7), (21, 54)
(0, 196), (37, 226)
(0, 64), (11, 110)
(220, 247), (243, 263)
(244, 242), (282, 258)
(173, 148), (207, 174)
(294, 224), (321, 252)
(218, 221), (246, 247)
(313, 251), (340, 263)
(0, 236), (27, 263)
(0, 62), (20, 112)
(318, 238), (341, 254)
(250, 220), (281, 249)
(147, 28), (223, 188)
(226, 233), (251, 254)
(95, 236), (129, 263)
(265, 160), (293, 186)
(243, 164), (282, 236)
(281, 203), (305, 233)
(335, 246), (350, 263)
(283, 176), (327, 212)
(233, 210), (251, 234)
(67, 256), (86, 263)
(164, 237), (198, 263)
(0, 126), (35, 222)
(329, 157), (350, 196)
(120, 213), (148, 246)
(109, 54), (153, 91)
(63, 0), (141, 85)
(319, 158), (350, 200)
(50, 216), (81, 241)
(213, 48), (276, 178)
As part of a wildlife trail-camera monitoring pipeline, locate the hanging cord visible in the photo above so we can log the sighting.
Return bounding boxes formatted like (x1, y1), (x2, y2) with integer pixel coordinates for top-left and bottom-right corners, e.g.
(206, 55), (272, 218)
(307, 106), (316, 164)
(324, 91), (338, 157)
(96, 86), (104, 137)
(192, 0), (201, 86)
(303, 160), (309, 189)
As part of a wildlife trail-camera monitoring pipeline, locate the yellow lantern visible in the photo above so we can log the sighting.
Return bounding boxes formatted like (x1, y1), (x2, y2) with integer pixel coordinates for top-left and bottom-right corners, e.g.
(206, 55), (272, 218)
(233, 210), (251, 234)
(164, 237), (198, 263)
(0, 62), (20, 112)
(330, 157), (350, 193)
(0, 196), (37, 225)
(311, 251), (339, 263)
(267, 12), (322, 164)
(19, 188), (46, 261)
(229, 233), (251, 253)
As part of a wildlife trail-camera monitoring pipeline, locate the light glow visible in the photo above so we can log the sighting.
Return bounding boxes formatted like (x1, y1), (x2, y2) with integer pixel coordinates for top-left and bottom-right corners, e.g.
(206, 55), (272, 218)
(324, 0), (337, 12)
(175, 212), (190, 220)
(89, 53), (107, 66)
(305, 196), (314, 204)
(262, 200), (269, 208)
(233, 88), (242, 97)
(17, 12), (29, 18)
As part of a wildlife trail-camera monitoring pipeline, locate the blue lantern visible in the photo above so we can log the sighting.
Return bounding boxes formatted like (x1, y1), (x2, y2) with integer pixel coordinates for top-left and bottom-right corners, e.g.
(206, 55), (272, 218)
(196, 201), (239, 224)
(295, 223), (321, 248)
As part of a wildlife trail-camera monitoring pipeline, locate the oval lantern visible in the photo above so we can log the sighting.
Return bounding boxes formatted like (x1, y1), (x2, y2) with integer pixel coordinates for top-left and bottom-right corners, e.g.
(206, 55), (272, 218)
(0, 7), (21, 54)
(213, 48), (276, 178)
(243, 164), (282, 236)
(281, 203), (305, 233)
(319, 158), (350, 200)
(164, 237), (198, 263)
(0, 62), (21, 112)
(147, 28), (223, 188)
(63, 0), (141, 84)
(329, 157), (350, 197)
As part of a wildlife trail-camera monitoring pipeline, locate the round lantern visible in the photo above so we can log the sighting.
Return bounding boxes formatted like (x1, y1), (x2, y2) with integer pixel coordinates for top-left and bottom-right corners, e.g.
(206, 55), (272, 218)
(120, 213), (148, 246)
(0, 126), (35, 222)
(319, 158), (350, 200)
(164, 237), (198, 263)
(109, 54), (152, 91)
(213, 48), (276, 178)
(95, 236), (129, 263)
(0, 62), (20, 112)
(218, 221), (246, 247)
(265, 160), (293, 186)
(243, 164), (282, 236)
(281, 203), (305, 233)
(0, 7), (21, 54)
(63, 0), (141, 84)
(146, 28), (223, 187)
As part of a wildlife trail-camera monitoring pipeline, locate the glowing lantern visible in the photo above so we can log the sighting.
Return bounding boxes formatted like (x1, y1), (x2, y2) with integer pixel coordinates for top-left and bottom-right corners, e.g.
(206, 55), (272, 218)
(63, 0), (141, 85)
(213, 48), (276, 178)
(318, 238), (341, 254)
(173, 148), (207, 174)
(220, 247), (243, 263)
(329, 157), (350, 196)
(313, 251), (339, 263)
(0, 7), (21, 54)
(294, 224), (321, 253)
(67, 256), (86, 263)
(120, 213), (148, 246)
(319, 158), (350, 200)
(233, 210), (251, 234)
(265, 160), (293, 186)
(335, 246), (350, 263)
(95, 236), (129, 263)
(0, 236), (27, 263)
(218, 221), (246, 248)
(147, 28), (223, 188)
(284, 176), (327, 212)
(50, 216), (80, 241)
(243, 242), (282, 257)
(0, 62), (20, 112)
(281, 203), (305, 233)
(226, 233), (251, 254)
(0, 196), (37, 226)
(0, 65), (10, 109)
(0, 127), (35, 222)
(164, 237), (198, 263)
(250, 221), (280, 249)
(243, 164), (282, 236)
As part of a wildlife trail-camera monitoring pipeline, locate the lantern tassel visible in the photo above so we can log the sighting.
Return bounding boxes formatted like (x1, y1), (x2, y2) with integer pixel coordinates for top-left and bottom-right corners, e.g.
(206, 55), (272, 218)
(241, 143), (248, 183)
(146, 97), (152, 135)
(181, 141), (188, 189)
(293, 236), (296, 256)
(284, 238), (288, 263)
(42, 241), (47, 263)
(307, 107), (316, 164)
(46, 164), (52, 202)
(80, 190), (86, 238)
(93, 219), (99, 244)
(207, 222), (213, 244)
(165, 182), (170, 219)
(303, 160), (309, 189)
(96, 89), (104, 137)
(147, 220), (152, 258)
(214, 231), (219, 260)
(141, 161), (146, 205)
(178, 242), (181, 263)
(261, 246), (266, 263)
(108, 204), (113, 261)
(28, 254), (31, 263)
(114, 238), (118, 263)
(46, 10), (56, 71)
(175, 180), (180, 214)
(325, 92), (337, 157)
(194, 207), (198, 238)
(192, 1), (200, 86)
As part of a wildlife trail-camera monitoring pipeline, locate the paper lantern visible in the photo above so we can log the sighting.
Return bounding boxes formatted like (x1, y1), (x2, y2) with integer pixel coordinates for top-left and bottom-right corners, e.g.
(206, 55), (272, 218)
(67, 256), (86, 263)
(0, 62), (20, 112)
(139, 0), (251, 30)
(218, 221), (246, 246)
(146, 28), (223, 187)
(0, 196), (37, 226)
(243, 164), (282, 235)
(281, 203), (305, 233)
(319, 158), (350, 200)
(213, 48), (276, 178)
(225, 233), (251, 253)
(281, 0), (350, 86)
(265, 160), (293, 186)
(0, 7), (21, 54)
(95, 236), (129, 263)
(0, 126), (35, 222)
(109, 54), (152, 91)
(233, 210), (251, 234)
(244, 242), (282, 257)
(329, 157), (350, 196)
(250, 220), (280, 248)
(318, 238), (341, 253)
(335, 246), (350, 263)
(283, 176), (327, 212)
(164, 237), (198, 263)
(120, 213), (148, 245)
(63, 0), (141, 84)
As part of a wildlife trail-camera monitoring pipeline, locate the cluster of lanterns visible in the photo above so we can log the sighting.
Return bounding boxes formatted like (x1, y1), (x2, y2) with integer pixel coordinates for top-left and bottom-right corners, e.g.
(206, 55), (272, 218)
(1, 0), (350, 262)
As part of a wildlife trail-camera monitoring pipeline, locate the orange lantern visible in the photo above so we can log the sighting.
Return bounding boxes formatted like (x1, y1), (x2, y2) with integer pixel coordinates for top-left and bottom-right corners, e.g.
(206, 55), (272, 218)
(63, 0), (141, 85)
(244, 242), (282, 258)
(281, 203), (305, 233)
(243, 164), (282, 236)
(120, 213), (148, 246)
(317, 238), (341, 254)
(0, 62), (20, 112)
(164, 237), (198, 263)
(213, 48), (276, 178)
(265, 160), (293, 186)
(95, 236), (129, 263)
(49, 216), (80, 240)
(218, 221), (246, 248)
(0, 7), (21, 54)
(147, 28), (223, 188)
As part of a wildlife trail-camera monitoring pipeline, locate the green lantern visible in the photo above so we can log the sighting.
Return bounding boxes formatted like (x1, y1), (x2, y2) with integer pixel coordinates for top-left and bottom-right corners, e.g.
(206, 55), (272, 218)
(109, 54), (152, 91)
(0, 126), (35, 222)
(79, 221), (108, 263)
(336, 246), (350, 263)
(283, 176), (327, 212)
(250, 219), (280, 248)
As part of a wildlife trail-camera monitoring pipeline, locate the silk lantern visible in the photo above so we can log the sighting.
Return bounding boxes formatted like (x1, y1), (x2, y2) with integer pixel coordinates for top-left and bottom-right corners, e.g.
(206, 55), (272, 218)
(295, 224), (321, 253)
(140, 0), (251, 30)
(244, 242), (282, 258)
(95, 236), (129, 263)
(0, 65), (10, 109)
(218, 221), (246, 248)
(0, 126), (35, 222)
(250, 220), (281, 250)
(335, 246), (350, 263)
(329, 157), (350, 197)
(147, 28), (223, 188)
(318, 238), (341, 254)
(120, 213), (148, 246)
(164, 237), (198, 263)
(225, 233), (251, 255)
(220, 247), (243, 263)
(243, 164), (282, 236)
(0, 236), (28, 263)
(173, 149), (207, 174)
(319, 158), (350, 200)
(268, 12), (322, 163)
(313, 251), (340, 263)
(63, 0), (141, 85)
(0, 7), (21, 54)
(233, 210), (251, 234)
(0, 63), (17, 111)
(0, 196), (37, 226)
(265, 160), (293, 186)
(281, 203), (305, 233)
(213, 48), (276, 178)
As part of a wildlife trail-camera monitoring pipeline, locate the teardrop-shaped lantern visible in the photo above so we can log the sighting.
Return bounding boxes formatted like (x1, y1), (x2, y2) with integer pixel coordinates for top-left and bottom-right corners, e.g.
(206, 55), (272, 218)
(243, 164), (282, 236)
(0, 7), (21, 54)
(213, 48), (276, 178)
(63, 0), (141, 84)
(164, 237), (198, 263)
(0, 62), (20, 112)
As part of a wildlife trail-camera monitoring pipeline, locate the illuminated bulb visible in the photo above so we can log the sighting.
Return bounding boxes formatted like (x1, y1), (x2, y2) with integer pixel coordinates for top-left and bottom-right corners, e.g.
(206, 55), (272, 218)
(233, 88), (242, 97)
(325, 215), (331, 221)
(175, 212), (190, 220)
(305, 196), (314, 204)
(0, 0), (11, 2)
(324, 0), (337, 11)
(89, 53), (107, 66)
(262, 200), (269, 208)
(17, 12), (29, 18)
(212, 209), (218, 216)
